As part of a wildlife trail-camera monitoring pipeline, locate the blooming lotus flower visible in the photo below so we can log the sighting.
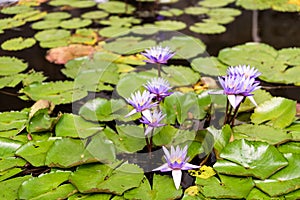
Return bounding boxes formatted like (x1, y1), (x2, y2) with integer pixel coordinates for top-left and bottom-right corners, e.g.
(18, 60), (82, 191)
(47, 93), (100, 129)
(125, 91), (157, 117)
(226, 65), (261, 79)
(139, 109), (166, 135)
(218, 74), (260, 108)
(144, 77), (172, 101)
(152, 145), (199, 189)
(141, 46), (175, 64)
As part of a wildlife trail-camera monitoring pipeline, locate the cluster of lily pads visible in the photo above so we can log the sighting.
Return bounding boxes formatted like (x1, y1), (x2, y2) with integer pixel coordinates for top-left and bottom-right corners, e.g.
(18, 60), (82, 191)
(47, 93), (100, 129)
(0, 0), (300, 199)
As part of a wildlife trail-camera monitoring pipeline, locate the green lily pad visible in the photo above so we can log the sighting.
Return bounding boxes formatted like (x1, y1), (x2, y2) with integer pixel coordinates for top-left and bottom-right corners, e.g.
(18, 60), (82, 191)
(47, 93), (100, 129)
(0, 176), (31, 200)
(270, 153), (300, 181)
(255, 177), (300, 197)
(160, 36), (206, 59)
(0, 18), (25, 31)
(99, 16), (141, 27)
(196, 174), (254, 198)
(130, 24), (160, 35)
(16, 139), (56, 167)
(251, 97), (296, 129)
(278, 142), (300, 154)
(0, 137), (23, 158)
(14, 10), (47, 22)
(39, 39), (69, 48)
(184, 6), (209, 15)
(60, 18), (92, 29)
(220, 139), (288, 179)
(199, 0), (235, 7)
(34, 29), (70, 42)
(82, 10), (109, 19)
(235, 0), (272, 10)
(44, 12), (71, 20)
(68, 193), (112, 200)
(99, 26), (131, 38)
(68, 1), (96, 8)
(55, 113), (103, 138)
(20, 81), (88, 105)
(191, 56), (227, 76)
(125, 175), (182, 199)
(18, 171), (71, 199)
(26, 108), (54, 133)
(159, 8), (184, 17)
(31, 20), (61, 30)
(0, 5), (34, 14)
(78, 98), (127, 122)
(103, 37), (156, 54)
(97, 1), (136, 14)
(190, 22), (226, 34)
(207, 125), (231, 156)
(45, 138), (96, 168)
(70, 162), (143, 195)
(0, 74), (24, 89)
(233, 124), (292, 145)
(0, 110), (28, 133)
(155, 20), (187, 31)
(104, 125), (146, 153)
(0, 56), (28, 75)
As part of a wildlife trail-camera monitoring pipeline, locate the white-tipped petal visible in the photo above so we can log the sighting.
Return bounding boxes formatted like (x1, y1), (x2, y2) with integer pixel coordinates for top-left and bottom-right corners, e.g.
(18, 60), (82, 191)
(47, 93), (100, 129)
(152, 163), (171, 172)
(142, 109), (152, 122)
(125, 109), (137, 118)
(162, 146), (171, 160)
(247, 96), (258, 107)
(172, 170), (182, 190)
(144, 126), (153, 136)
(228, 95), (244, 109)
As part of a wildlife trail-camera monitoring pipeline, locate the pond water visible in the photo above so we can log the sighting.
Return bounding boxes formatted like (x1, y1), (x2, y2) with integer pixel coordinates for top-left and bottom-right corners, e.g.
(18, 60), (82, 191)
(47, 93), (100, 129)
(0, 1), (300, 113)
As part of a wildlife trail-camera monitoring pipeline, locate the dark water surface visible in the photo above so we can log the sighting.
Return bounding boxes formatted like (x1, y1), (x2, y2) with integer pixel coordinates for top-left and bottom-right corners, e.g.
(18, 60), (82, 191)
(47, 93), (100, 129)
(0, 1), (300, 112)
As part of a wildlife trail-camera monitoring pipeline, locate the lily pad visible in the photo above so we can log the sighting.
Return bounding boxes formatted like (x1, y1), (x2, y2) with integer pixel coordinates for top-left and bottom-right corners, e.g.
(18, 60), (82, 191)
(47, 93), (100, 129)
(160, 36), (206, 59)
(44, 12), (71, 20)
(0, 5), (34, 14)
(70, 162), (143, 195)
(68, 1), (96, 8)
(99, 16), (141, 27)
(0, 110), (28, 133)
(196, 174), (254, 199)
(220, 139), (288, 179)
(199, 0), (235, 8)
(55, 113), (103, 138)
(0, 176), (31, 200)
(190, 22), (226, 34)
(130, 24), (160, 35)
(18, 171), (72, 199)
(251, 97), (296, 129)
(233, 124), (292, 145)
(0, 18), (25, 31)
(184, 7), (209, 15)
(60, 18), (92, 29)
(155, 20), (187, 31)
(99, 26), (131, 38)
(20, 81), (88, 105)
(159, 8), (184, 17)
(31, 20), (61, 30)
(34, 29), (70, 42)
(0, 56), (28, 75)
(191, 56), (227, 76)
(97, 1), (136, 14)
(82, 10), (109, 19)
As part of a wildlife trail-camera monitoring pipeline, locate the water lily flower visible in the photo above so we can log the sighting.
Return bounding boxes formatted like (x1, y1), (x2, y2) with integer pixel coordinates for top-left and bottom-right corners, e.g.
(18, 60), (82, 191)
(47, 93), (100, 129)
(144, 77), (172, 101)
(218, 74), (260, 109)
(141, 46), (175, 64)
(226, 65), (261, 79)
(125, 90), (157, 117)
(139, 109), (166, 135)
(152, 145), (199, 189)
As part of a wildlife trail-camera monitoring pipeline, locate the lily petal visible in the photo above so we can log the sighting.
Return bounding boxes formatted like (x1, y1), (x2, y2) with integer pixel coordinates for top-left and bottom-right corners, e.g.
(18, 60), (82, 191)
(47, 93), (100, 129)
(228, 95), (244, 109)
(172, 170), (182, 190)
(247, 95), (258, 107)
(152, 163), (172, 172)
(125, 109), (137, 118)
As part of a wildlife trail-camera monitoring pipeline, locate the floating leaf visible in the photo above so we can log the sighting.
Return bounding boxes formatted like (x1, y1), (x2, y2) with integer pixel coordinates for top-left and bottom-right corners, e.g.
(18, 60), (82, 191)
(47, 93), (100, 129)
(0, 137), (23, 158)
(206, 125), (231, 156)
(278, 142), (300, 154)
(0, 5), (34, 14)
(14, 10), (47, 22)
(190, 22), (226, 34)
(60, 18), (92, 29)
(99, 26), (131, 38)
(155, 20), (187, 31)
(130, 24), (160, 35)
(99, 16), (141, 27)
(199, 0), (235, 8)
(0, 56), (28, 75)
(55, 113), (103, 138)
(70, 162), (143, 195)
(125, 175), (182, 199)
(191, 56), (227, 76)
(159, 8), (184, 17)
(255, 177), (300, 197)
(31, 20), (61, 30)
(184, 6), (209, 15)
(103, 37), (156, 55)
(82, 10), (109, 19)
(18, 171), (72, 199)
(196, 174), (254, 199)
(0, 18), (25, 30)
(0, 176), (31, 200)
(233, 124), (292, 145)
(0, 110), (28, 134)
(16, 139), (56, 167)
(34, 29), (70, 42)
(68, 1), (96, 8)
(44, 12), (71, 20)
(97, 1), (136, 14)
(20, 81), (88, 105)
(251, 97), (296, 129)
(220, 139), (288, 179)
(26, 108), (54, 133)
(160, 36), (206, 59)
(189, 165), (216, 179)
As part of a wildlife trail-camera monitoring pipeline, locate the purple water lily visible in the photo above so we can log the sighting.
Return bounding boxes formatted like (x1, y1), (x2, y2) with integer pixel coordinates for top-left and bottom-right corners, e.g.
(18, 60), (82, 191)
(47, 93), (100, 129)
(125, 90), (157, 117)
(144, 77), (172, 101)
(153, 145), (199, 189)
(140, 109), (166, 136)
(141, 46), (175, 64)
(226, 65), (261, 79)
